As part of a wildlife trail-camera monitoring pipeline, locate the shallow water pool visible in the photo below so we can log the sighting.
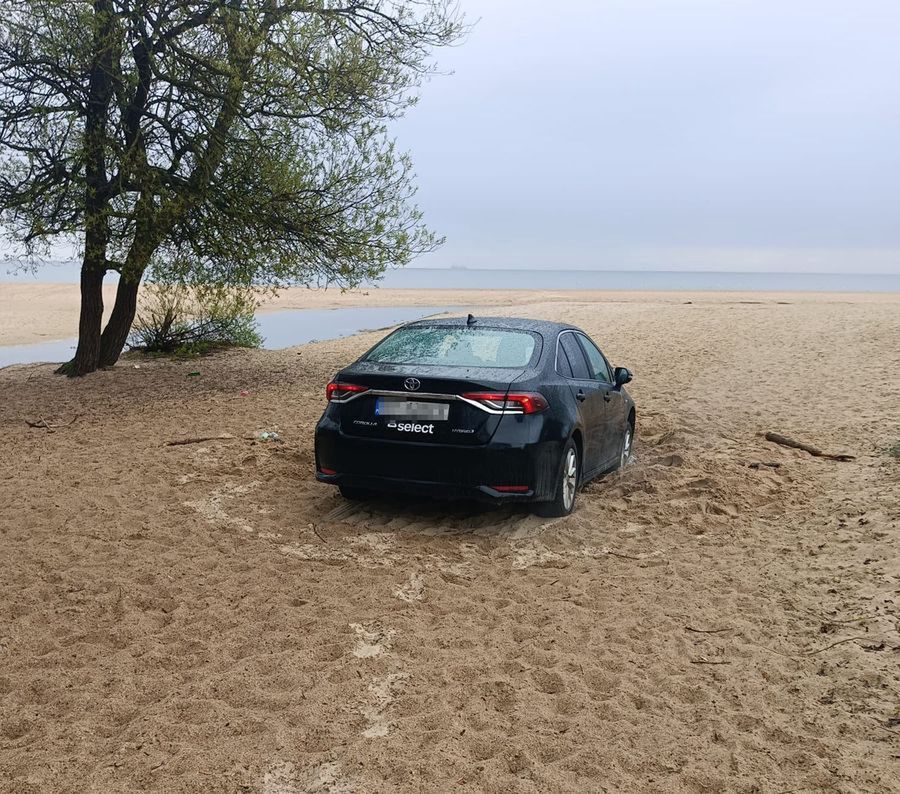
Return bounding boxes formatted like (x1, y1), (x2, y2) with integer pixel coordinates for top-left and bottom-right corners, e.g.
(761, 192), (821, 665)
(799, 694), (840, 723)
(0, 305), (458, 367)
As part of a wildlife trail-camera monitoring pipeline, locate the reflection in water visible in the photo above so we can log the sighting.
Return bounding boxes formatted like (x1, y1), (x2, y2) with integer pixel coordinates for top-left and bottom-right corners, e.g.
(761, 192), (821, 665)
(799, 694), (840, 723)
(255, 306), (455, 349)
(0, 338), (78, 367)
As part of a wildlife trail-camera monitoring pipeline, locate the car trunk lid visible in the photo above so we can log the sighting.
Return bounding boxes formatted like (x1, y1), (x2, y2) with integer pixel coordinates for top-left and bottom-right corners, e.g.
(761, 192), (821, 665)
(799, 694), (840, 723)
(332, 362), (527, 446)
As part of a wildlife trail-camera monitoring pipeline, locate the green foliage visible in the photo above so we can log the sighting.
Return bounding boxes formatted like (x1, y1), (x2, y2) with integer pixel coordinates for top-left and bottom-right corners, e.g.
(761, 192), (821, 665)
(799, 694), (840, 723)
(129, 282), (262, 357)
(885, 441), (900, 459)
(0, 1), (465, 373)
(0, 1), (464, 282)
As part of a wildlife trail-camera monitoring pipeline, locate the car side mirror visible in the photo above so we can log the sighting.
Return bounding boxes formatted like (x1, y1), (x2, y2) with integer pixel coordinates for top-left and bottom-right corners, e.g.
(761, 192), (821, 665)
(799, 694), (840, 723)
(614, 367), (633, 387)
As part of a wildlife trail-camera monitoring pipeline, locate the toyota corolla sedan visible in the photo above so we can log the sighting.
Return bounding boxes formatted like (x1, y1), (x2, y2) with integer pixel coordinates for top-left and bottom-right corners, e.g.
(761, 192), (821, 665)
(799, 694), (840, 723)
(314, 316), (634, 516)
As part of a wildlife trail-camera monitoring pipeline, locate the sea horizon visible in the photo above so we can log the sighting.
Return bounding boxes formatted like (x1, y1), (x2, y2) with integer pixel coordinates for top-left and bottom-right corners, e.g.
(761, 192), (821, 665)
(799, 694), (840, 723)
(2, 260), (899, 292)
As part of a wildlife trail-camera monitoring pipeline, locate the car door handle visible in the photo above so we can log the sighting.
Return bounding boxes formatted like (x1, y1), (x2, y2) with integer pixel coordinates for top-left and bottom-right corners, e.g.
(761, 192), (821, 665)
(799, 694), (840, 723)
(603, 391), (611, 402)
(576, 390), (587, 402)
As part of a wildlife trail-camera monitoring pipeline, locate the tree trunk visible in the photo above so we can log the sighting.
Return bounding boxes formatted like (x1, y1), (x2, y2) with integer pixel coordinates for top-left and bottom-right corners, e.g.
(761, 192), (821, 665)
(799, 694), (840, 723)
(99, 275), (142, 367)
(56, 1), (118, 377)
(56, 259), (106, 376)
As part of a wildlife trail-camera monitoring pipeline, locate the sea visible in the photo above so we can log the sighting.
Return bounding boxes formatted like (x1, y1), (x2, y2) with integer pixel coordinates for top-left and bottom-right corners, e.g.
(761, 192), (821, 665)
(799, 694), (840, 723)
(2, 261), (899, 292)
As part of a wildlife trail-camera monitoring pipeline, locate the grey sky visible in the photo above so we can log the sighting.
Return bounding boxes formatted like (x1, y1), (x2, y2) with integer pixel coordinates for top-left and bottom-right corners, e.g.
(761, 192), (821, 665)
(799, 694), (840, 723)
(396, 0), (900, 272)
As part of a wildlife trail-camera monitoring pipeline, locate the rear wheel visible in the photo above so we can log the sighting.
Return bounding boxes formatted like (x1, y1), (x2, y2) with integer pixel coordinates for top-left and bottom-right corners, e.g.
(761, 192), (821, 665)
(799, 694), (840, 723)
(339, 484), (371, 501)
(534, 440), (579, 518)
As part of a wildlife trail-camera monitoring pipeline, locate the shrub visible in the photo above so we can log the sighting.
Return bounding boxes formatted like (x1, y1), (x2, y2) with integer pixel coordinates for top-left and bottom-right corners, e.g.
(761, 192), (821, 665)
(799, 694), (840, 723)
(129, 283), (262, 357)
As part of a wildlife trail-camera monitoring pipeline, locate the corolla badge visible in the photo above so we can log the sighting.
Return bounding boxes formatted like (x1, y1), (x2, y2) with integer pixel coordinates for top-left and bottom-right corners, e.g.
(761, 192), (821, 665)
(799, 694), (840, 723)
(403, 377), (421, 391)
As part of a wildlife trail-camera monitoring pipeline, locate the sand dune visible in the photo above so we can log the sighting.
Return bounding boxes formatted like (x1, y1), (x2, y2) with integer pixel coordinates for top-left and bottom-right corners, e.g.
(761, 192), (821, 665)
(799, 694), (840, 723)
(1, 292), (898, 792)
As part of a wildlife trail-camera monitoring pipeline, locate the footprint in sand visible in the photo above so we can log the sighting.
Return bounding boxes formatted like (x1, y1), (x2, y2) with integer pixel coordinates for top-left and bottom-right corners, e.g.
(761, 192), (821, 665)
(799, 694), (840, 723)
(393, 572), (425, 603)
(279, 543), (349, 564)
(184, 481), (260, 533)
(262, 760), (352, 793)
(278, 532), (400, 569)
(349, 533), (402, 566)
(511, 543), (567, 570)
(509, 542), (666, 569)
(346, 623), (409, 739)
(349, 622), (396, 658)
(360, 673), (409, 738)
(432, 559), (475, 583)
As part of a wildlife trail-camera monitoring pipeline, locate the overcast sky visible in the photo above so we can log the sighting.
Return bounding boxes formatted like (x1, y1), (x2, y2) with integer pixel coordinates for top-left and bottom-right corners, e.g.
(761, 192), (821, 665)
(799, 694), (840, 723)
(395, 0), (900, 273)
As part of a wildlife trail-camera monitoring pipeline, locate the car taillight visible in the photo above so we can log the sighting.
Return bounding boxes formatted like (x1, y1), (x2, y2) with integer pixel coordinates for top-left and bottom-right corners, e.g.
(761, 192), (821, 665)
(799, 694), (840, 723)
(461, 392), (549, 414)
(326, 382), (369, 402)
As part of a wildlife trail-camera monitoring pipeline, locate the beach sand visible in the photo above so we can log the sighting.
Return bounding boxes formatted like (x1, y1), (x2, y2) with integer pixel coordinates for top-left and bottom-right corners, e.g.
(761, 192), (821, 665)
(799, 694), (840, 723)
(1, 291), (898, 792)
(0, 281), (644, 346)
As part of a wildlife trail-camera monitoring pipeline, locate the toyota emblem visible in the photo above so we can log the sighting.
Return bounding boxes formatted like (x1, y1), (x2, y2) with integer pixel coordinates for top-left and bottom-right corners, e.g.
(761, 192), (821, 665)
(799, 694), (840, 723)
(404, 377), (421, 391)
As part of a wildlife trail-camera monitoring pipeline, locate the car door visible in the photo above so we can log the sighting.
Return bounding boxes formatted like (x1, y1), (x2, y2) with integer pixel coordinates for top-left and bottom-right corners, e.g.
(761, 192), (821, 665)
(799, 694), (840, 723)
(576, 334), (624, 466)
(558, 331), (608, 474)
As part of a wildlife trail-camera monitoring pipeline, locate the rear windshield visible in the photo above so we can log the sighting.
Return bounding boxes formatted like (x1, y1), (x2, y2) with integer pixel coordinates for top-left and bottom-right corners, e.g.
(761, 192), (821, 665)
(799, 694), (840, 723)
(365, 326), (539, 368)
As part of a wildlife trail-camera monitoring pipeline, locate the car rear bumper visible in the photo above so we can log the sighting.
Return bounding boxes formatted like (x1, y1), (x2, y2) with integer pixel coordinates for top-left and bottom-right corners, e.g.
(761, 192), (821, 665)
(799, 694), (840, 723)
(315, 471), (539, 503)
(315, 419), (561, 503)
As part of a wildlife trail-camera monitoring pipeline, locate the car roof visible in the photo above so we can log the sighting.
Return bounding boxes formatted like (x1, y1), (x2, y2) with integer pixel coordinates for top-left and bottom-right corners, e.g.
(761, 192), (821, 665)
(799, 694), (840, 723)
(402, 315), (580, 336)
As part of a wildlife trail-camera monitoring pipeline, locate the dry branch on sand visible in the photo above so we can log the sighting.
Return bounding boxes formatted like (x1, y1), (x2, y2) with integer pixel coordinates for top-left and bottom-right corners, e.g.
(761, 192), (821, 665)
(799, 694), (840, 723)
(764, 432), (855, 461)
(685, 626), (732, 634)
(164, 435), (236, 447)
(24, 415), (78, 432)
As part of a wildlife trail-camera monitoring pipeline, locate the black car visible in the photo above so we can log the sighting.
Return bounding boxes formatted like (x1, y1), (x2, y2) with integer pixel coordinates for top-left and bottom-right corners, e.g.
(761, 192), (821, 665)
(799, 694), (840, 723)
(314, 315), (635, 517)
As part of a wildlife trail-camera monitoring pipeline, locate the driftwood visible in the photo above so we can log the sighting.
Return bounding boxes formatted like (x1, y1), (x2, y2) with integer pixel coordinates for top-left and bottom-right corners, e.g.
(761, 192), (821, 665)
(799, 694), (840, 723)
(764, 432), (855, 462)
(25, 415), (79, 432)
(165, 434), (235, 447)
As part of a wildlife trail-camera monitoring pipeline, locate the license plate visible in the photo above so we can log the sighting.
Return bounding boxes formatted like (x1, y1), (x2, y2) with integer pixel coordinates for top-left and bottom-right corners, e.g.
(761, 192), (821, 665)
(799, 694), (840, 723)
(375, 398), (449, 421)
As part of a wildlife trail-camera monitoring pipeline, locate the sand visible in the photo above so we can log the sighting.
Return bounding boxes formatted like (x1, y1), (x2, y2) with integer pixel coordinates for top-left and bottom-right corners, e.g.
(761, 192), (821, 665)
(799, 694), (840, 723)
(0, 281), (633, 346)
(1, 291), (898, 792)
(6, 280), (898, 348)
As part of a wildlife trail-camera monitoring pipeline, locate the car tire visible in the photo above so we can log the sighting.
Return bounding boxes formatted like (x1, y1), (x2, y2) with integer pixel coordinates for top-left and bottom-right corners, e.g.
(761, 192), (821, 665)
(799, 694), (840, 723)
(614, 422), (634, 471)
(339, 484), (371, 501)
(533, 439), (579, 518)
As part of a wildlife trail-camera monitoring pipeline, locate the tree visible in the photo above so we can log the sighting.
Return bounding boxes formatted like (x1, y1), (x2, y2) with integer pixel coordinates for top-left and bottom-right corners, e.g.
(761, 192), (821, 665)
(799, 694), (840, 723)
(0, 0), (462, 375)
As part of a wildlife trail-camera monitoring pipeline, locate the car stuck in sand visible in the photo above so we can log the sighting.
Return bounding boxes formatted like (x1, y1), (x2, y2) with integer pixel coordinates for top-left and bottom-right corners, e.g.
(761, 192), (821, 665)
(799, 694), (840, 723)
(315, 315), (635, 516)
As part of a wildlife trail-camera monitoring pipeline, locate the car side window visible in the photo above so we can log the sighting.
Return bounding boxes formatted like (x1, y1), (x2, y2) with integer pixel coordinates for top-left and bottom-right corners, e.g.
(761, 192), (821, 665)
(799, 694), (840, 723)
(555, 339), (574, 378)
(577, 335), (613, 383)
(560, 333), (592, 379)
